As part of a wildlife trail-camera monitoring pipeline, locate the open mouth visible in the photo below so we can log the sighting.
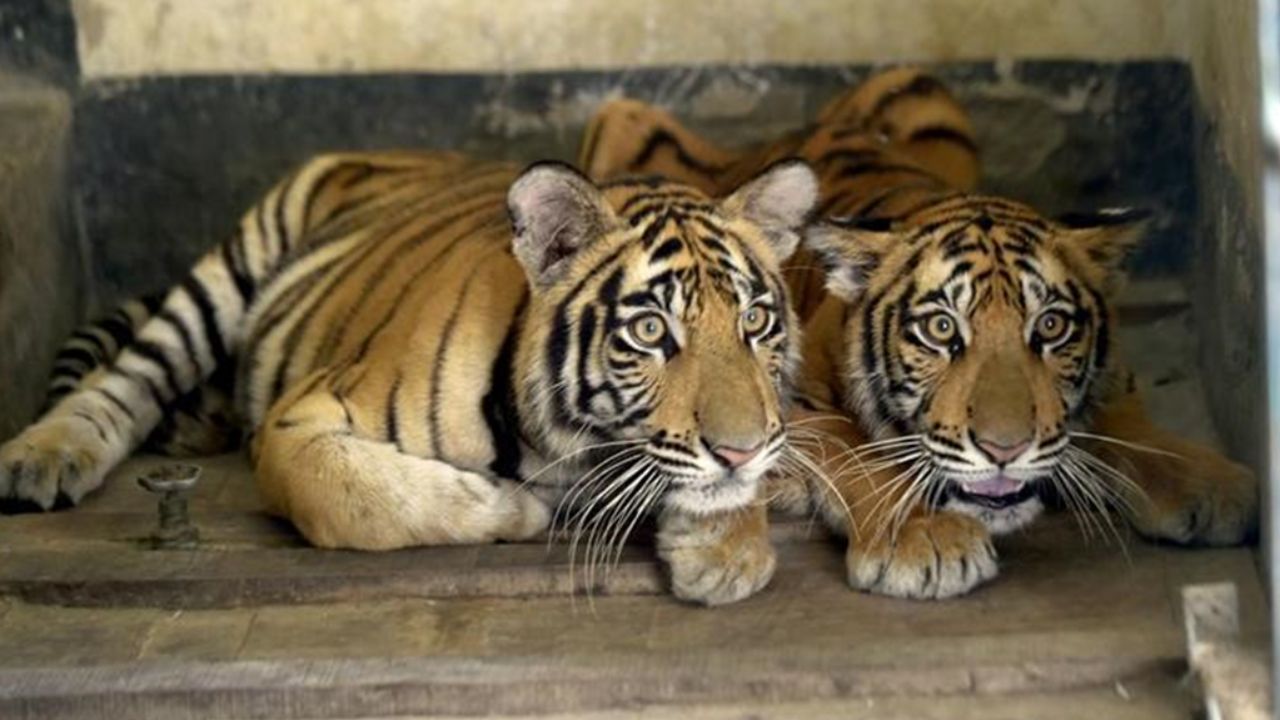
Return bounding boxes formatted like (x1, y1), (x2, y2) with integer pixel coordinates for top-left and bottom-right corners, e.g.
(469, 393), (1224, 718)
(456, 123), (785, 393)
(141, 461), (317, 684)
(948, 475), (1038, 509)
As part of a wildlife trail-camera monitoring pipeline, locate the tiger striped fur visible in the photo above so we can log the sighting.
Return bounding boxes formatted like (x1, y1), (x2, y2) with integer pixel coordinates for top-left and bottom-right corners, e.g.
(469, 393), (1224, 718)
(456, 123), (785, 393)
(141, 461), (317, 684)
(580, 67), (1257, 599)
(44, 295), (239, 457)
(1, 151), (820, 605)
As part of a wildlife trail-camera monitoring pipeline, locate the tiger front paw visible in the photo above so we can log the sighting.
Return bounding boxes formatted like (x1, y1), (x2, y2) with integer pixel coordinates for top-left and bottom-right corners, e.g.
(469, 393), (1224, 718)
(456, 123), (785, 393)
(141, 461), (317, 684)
(0, 415), (114, 510)
(657, 506), (777, 606)
(1126, 452), (1258, 546)
(847, 512), (997, 600)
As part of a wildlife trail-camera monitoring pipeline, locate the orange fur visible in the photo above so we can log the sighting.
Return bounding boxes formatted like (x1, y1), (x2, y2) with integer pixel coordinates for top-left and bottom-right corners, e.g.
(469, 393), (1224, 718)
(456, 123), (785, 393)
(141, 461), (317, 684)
(580, 67), (1257, 600)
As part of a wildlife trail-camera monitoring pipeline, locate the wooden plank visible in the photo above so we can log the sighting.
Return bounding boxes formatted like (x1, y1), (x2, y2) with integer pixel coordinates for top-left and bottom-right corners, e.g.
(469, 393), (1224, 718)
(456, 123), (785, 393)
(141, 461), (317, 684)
(0, 652), (1185, 720)
(0, 542), (666, 607)
(359, 675), (1191, 719)
(0, 530), (1263, 668)
(0, 512), (1261, 717)
(0, 492), (1264, 616)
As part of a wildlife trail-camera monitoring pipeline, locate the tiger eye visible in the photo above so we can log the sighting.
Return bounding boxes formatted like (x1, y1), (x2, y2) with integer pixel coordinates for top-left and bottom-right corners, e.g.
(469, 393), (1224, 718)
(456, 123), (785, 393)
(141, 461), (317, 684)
(742, 305), (772, 335)
(1036, 310), (1071, 343)
(920, 312), (958, 345)
(629, 313), (668, 348)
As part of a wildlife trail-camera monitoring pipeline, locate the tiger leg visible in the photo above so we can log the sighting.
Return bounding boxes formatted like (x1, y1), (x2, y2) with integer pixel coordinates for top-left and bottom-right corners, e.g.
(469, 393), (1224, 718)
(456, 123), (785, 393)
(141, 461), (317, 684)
(1087, 383), (1257, 546)
(657, 502), (776, 606)
(578, 99), (736, 191)
(0, 250), (251, 508)
(253, 384), (549, 549)
(0, 156), (359, 507)
(780, 409), (997, 599)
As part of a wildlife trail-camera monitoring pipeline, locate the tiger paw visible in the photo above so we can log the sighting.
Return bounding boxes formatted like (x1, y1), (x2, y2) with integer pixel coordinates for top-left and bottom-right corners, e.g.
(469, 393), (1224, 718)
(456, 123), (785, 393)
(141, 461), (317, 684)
(0, 415), (114, 509)
(1126, 453), (1258, 546)
(657, 506), (777, 606)
(847, 512), (997, 600)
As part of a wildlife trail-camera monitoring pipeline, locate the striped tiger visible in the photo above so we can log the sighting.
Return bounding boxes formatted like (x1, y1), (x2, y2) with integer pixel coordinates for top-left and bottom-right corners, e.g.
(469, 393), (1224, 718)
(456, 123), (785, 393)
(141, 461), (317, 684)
(0, 151), (820, 605)
(579, 67), (1257, 599)
(43, 295), (239, 458)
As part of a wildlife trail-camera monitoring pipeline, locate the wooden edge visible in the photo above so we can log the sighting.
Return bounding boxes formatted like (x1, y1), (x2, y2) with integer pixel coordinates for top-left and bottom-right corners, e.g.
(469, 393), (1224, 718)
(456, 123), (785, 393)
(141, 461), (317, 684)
(0, 520), (837, 608)
(0, 652), (1185, 720)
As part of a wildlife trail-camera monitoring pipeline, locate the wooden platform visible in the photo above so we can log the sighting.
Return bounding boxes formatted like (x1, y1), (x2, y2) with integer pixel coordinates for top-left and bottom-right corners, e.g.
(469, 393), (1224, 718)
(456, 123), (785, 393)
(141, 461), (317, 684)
(0, 451), (1268, 718)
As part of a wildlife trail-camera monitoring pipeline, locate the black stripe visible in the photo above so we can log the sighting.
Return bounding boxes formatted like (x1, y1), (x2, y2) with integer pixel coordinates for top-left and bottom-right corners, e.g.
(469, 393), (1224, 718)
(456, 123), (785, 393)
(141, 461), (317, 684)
(483, 294), (527, 480)
(600, 175), (666, 190)
(73, 411), (110, 443)
(428, 257), (491, 457)
(649, 237), (684, 263)
(274, 170), (300, 253)
(220, 236), (256, 303)
(575, 305), (601, 415)
(255, 200), (274, 263)
(98, 315), (138, 348)
(180, 276), (229, 363)
(69, 329), (112, 358)
(580, 117), (606, 175)
(130, 341), (181, 401)
(301, 161), (360, 228)
(324, 174), (510, 357)
(117, 367), (167, 412)
(866, 74), (944, 121)
(385, 373), (402, 448)
(140, 293), (164, 313)
(840, 161), (937, 181)
(95, 388), (137, 421)
(907, 125), (979, 154)
(156, 309), (202, 375)
(545, 244), (630, 431)
(632, 129), (726, 176)
(55, 347), (98, 371)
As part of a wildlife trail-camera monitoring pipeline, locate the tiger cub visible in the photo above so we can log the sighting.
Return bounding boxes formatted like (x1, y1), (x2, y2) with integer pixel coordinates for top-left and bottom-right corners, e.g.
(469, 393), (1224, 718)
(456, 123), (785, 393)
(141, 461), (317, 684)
(579, 68), (1257, 599)
(0, 151), (820, 605)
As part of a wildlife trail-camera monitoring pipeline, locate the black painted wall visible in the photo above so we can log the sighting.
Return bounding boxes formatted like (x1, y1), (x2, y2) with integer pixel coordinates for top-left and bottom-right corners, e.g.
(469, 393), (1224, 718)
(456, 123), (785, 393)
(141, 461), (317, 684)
(73, 61), (1196, 308)
(0, 0), (77, 85)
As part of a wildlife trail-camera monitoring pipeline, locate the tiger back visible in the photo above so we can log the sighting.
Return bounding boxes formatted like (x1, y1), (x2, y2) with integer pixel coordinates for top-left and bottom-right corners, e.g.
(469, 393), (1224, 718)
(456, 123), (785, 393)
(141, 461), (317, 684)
(0, 151), (820, 606)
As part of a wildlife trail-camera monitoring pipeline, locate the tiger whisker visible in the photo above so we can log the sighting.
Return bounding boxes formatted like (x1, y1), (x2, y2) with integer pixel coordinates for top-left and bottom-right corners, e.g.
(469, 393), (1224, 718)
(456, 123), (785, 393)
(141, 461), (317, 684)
(782, 443), (854, 529)
(1069, 431), (1181, 460)
(591, 463), (658, 577)
(523, 437), (647, 485)
(1055, 452), (1132, 557)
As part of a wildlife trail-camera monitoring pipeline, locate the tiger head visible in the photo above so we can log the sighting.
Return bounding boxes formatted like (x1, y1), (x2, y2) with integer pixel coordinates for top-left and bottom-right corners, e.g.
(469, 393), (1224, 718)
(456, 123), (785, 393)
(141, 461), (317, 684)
(508, 161), (818, 516)
(808, 197), (1146, 533)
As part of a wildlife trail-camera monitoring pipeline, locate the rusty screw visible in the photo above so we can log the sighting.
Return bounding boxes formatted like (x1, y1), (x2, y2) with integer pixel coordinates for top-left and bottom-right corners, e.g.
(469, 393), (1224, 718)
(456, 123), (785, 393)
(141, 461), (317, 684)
(137, 463), (202, 549)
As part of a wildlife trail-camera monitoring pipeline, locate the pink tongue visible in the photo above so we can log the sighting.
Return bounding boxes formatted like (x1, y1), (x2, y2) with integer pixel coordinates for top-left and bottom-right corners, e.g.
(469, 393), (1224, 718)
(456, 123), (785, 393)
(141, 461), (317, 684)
(964, 476), (1024, 497)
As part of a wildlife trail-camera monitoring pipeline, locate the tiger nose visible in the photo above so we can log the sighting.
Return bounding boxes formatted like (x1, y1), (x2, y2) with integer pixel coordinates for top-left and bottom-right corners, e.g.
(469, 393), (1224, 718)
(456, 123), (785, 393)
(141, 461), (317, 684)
(975, 436), (1032, 465)
(709, 442), (764, 469)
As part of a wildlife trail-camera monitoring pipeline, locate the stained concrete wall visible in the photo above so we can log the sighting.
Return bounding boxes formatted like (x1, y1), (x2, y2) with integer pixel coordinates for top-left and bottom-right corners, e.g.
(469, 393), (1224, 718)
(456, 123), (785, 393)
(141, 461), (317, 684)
(72, 0), (1193, 78)
(1181, 2), (1267, 470)
(0, 77), (77, 441)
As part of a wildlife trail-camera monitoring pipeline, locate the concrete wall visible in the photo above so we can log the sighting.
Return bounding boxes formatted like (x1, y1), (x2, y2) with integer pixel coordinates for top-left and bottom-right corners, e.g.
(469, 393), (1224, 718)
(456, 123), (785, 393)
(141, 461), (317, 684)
(72, 0), (1194, 78)
(1181, 2), (1267, 470)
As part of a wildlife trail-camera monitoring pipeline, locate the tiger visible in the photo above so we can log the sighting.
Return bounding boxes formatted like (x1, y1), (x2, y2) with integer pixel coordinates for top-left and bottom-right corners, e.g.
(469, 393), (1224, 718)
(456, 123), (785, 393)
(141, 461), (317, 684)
(578, 67), (1258, 599)
(41, 294), (240, 460)
(0, 150), (822, 606)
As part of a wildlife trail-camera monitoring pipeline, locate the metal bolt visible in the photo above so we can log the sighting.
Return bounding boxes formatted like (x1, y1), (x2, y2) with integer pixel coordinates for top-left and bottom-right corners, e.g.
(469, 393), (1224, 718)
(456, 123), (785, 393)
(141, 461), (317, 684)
(137, 463), (201, 549)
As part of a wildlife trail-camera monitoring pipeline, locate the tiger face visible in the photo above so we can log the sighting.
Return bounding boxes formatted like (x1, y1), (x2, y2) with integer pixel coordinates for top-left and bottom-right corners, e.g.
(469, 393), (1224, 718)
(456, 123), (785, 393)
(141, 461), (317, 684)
(809, 197), (1145, 533)
(509, 161), (817, 516)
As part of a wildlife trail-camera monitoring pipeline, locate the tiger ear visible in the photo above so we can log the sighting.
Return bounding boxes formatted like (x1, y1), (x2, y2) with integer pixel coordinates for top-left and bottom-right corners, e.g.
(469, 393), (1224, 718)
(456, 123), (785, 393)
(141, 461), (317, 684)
(508, 162), (620, 287)
(722, 159), (819, 261)
(804, 217), (898, 303)
(1054, 207), (1150, 290)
